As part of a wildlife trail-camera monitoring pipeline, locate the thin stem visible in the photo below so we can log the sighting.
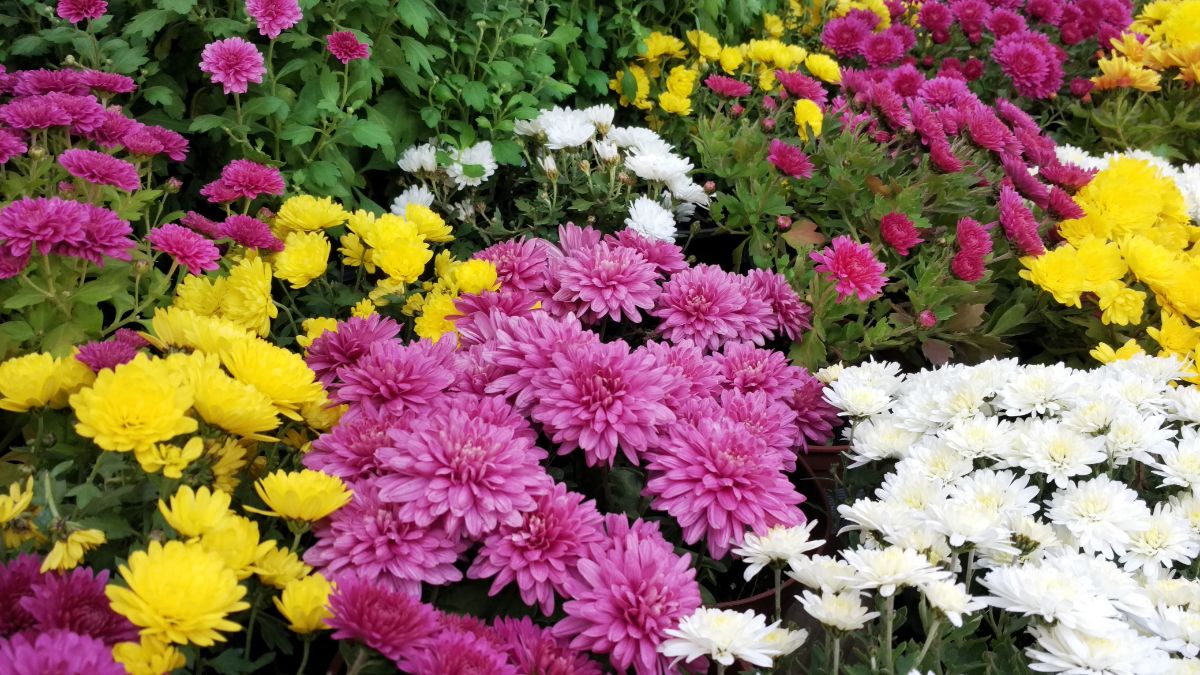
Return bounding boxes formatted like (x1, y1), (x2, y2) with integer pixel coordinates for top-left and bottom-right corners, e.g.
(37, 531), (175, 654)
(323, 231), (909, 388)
(243, 591), (262, 657)
(715, 665), (726, 675)
(916, 617), (941, 667)
(964, 550), (976, 588)
(773, 566), (783, 623)
(881, 593), (895, 673)
(42, 470), (61, 519)
(832, 635), (841, 674)
(345, 648), (370, 675)
(295, 638), (311, 675)
(291, 527), (304, 552)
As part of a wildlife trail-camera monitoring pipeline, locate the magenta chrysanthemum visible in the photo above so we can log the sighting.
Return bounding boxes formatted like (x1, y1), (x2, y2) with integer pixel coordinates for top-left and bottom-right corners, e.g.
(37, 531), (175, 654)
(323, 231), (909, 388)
(0, 128), (28, 164)
(746, 268), (811, 340)
(78, 70), (135, 95)
(474, 238), (551, 291)
(179, 211), (223, 239)
(335, 337), (456, 413)
(376, 406), (548, 539)
(652, 264), (764, 351)
(146, 223), (220, 275)
(0, 196), (86, 258)
(493, 617), (603, 675)
(0, 630), (123, 675)
(484, 312), (598, 413)
(45, 93), (105, 135)
(218, 213), (285, 251)
(201, 159), (284, 203)
(646, 415), (805, 558)
(56, 0), (107, 23)
(245, 0), (302, 39)
(809, 235), (887, 302)
(1047, 186), (1085, 220)
(0, 554), (41, 636)
(20, 567), (137, 645)
(531, 339), (676, 466)
(13, 70), (88, 96)
(950, 217), (994, 282)
(83, 107), (136, 148)
(704, 74), (752, 97)
(637, 340), (722, 412)
(992, 31), (1063, 99)
(304, 408), (390, 482)
(75, 329), (146, 372)
(714, 341), (804, 398)
(306, 314), (402, 388)
(606, 229), (687, 275)
(0, 96), (72, 129)
(998, 182), (1046, 255)
(63, 203), (135, 265)
(468, 482), (605, 615)
(775, 70), (828, 107)
(450, 290), (539, 347)
(553, 518), (700, 674)
(0, 249), (29, 279)
(767, 139), (814, 178)
(863, 31), (906, 67)
(552, 241), (661, 323)
(879, 212), (924, 256)
(307, 480), (465, 596)
(327, 577), (438, 665)
(326, 31), (371, 64)
(199, 37), (265, 95)
(821, 15), (871, 57)
(58, 149), (138, 192)
(404, 629), (519, 675)
(721, 388), (801, 471)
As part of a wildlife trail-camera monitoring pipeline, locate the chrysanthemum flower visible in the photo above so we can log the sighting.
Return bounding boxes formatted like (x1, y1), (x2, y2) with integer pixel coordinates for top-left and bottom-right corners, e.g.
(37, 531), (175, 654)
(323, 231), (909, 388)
(552, 241), (661, 323)
(326, 576), (438, 665)
(112, 637), (186, 675)
(334, 336), (456, 413)
(275, 194), (348, 232)
(247, 469), (351, 522)
(746, 268), (811, 340)
(220, 337), (325, 419)
(274, 573), (334, 634)
(245, 0), (301, 38)
(733, 521), (824, 581)
(56, 0), (107, 23)
(42, 528), (106, 572)
(252, 542), (311, 590)
(273, 230), (331, 288)
(146, 223), (220, 275)
(0, 196), (88, 258)
(767, 139), (814, 178)
(326, 31), (370, 64)
(201, 159), (283, 203)
(58, 148), (138, 192)
(20, 566), (138, 645)
(220, 213), (284, 251)
(199, 37), (265, 94)
(841, 545), (954, 597)
(159, 485), (232, 538)
(608, 229), (687, 274)
(652, 264), (763, 352)
(218, 256), (277, 336)
(810, 235), (887, 302)
(305, 315), (401, 389)
(404, 629), (519, 675)
(197, 513), (272, 580)
(493, 617), (604, 675)
(879, 212), (924, 256)
(714, 340), (803, 397)
(69, 354), (196, 452)
(660, 607), (785, 668)
(0, 630), (124, 675)
(106, 540), (249, 646)
(704, 74), (752, 97)
(75, 329), (146, 373)
(134, 436), (204, 478)
(797, 590), (879, 630)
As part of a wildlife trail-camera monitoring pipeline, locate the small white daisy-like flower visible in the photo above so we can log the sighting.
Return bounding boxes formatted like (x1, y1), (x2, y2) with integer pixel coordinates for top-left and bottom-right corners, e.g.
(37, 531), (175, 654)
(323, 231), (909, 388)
(592, 139), (619, 164)
(1047, 475), (1152, 560)
(732, 521), (825, 581)
(1120, 505), (1200, 574)
(1025, 621), (1172, 675)
(581, 104), (615, 134)
(839, 546), (953, 597)
(1061, 394), (1121, 434)
(815, 362), (845, 384)
(796, 590), (880, 631)
(623, 150), (694, 183)
(658, 607), (782, 668)
(623, 196), (676, 242)
(1015, 420), (1107, 488)
(667, 176), (709, 206)
(606, 126), (672, 154)
(881, 521), (953, 565)
(1143, 576), (1200, 610)
(537, 106), (595, 150)
(445, 141), (497, 189)
(1154, 429), (1200, 490)
(389, 184), (435, 217)
(762, 626), (808, 657)
(537, 154), (558, 179)
(397, 140), (439, 173)
(937, 415), (1016, 460)
(787, 554), (859, 593)
(921, 580), (986, 627)
(996, 363), (1080, 417)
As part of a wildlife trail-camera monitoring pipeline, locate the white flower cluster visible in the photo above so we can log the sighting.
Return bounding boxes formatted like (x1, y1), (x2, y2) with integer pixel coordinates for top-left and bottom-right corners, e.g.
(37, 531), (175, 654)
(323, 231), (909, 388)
(396, 139), (499, 191)
(1056, 144), (1200, 222)
(822, 355), (1200, 674)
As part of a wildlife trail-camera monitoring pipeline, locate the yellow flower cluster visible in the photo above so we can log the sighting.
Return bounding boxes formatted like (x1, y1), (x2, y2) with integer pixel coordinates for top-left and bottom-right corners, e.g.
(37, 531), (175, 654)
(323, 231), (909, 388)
(402, 250), (501, 342)
(1019, 158), (1200, 375)
(174, 255), (277, 337)
(0, 350), (93, 412)
(1094, 0), (1200, 91)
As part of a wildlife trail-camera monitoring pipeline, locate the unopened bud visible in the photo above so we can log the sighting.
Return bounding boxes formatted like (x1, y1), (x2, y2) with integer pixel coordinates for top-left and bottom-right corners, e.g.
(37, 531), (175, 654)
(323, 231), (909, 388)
(164, 177), (182, 193)
(761, 118), (776, 132)
(918, 310), (937, 328)
(776, 215), (792, 231)
(703, 181), (716, 193)
(731, 104), (745, 118)
(29, 146), (46, 160)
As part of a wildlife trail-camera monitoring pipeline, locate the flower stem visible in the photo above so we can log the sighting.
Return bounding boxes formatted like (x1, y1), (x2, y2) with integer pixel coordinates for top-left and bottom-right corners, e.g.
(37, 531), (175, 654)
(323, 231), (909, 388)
(773, 566), (783, 623)
(243, 591), (261, 657)
(833, 635), (841, 674)
(346, 648), (370, 675)
(295, 637), (311, 675)
(916, 617), (941, 667)
(42, 469), (61, 519)
(881, 593), (895, 673)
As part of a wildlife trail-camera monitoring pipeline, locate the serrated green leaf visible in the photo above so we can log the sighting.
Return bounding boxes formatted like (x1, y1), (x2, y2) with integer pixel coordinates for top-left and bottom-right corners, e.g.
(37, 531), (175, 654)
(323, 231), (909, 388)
(491, 139), (523, 166)
(156, 0), (196, 11)
(419, 106), (441, 129)
(124, 9), (173, 39)
(188, 114), (227, 132)
(10, 35), (47, 56)
(395, 0), (431, 37)
(205, 17), (246, 37)
(279, 124), (317, 144)
(509, 33), (540, 47)
(0, 321), (34, 342)
(547, 24), (582, 47)
(399, 36), (434, 76)
(349, 119), (391, 149)
(72, 276), (125, 305)
(3, 287), (46, 310)
(460, 81), (488, 111)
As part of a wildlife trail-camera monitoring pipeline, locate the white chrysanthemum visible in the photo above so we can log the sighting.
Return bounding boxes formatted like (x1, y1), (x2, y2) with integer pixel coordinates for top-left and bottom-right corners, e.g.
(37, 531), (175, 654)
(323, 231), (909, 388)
(1106, 413), (1176, 466)
(921, 580), (985, 627)
(537, 154), (558, 179)
(924, 500), (1016, 555)
(1103, 372), (1172, 416)
(876, 468), (944, 511)
(934, 375), (997, 426)
(816, 363), (845, 384)
(1166, 491), (1200, 536)
(450, 199), (474, 223)
(1055, 144), (1105, 171)
(606, 126), (672, 154)
(839, 360), (905, 394)
(1101, 353), (1191, 388)
(446, 141), (497, 189)
(797, 590), (880, 631)
(895, 441), (974, 485)
(1177, 163), (1200, 222)
(668, 177), (710, 206)
(1143, 577), (1200, 610)
(938, 415), (1015, 460)
(1167, 386), (1200, 425)
(592, 139), (619, 164)
(666, 190), (697, 223)
(839, 546), (953, 597)
(979, 563), (1120, 629)
(1015, 421), (1107, 488)
(389, 184), (435, 216)
(882, 521), (953, 564)
(658, 608), (782, 667)
(838, 498), (916, 536)
(825, 380), (893, 418)
(1048, 550), (1156, 619)
(732, 521), (824, 581)
(1061, 394), (1121, 434)
(397, 140), (438, 173)
(581, 104), (615, 134)
(624, 150), (694, 183)
(948, 469), (1039, 519)
(1121, 505), (1200, 574)
(846, 415), (923, 467)
(1155, 429), (1200, 490)
(513, 117), (542, 137)
(1007, 515), (1061, 560)
(762, 626), (808, 657)
(787, 554), (858, 593)
(996, 363), (1080, 417)
(1145, 605), (1200, 659)
(1047, 475), (1152, 559)
(624, 196), (677, 242)
(537, 107), (595, 150)
(1026, 622), (1172, 675)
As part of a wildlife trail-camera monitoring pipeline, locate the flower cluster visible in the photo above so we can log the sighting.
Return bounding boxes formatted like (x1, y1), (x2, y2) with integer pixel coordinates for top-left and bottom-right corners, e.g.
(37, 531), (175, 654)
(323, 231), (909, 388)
(1093, 0), (1200, 93)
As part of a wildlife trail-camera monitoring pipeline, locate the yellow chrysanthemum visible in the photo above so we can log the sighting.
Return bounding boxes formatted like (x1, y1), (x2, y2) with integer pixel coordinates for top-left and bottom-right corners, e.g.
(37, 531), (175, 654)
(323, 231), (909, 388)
(70, 354), (197, 453)
(370, 277), (408, 305)
(1090, 338), (1146, 364)
(1019, 246), (1087, 308)
(719, 46), (744, 74)
(444, 259), (499, 295)
(414, 291), (460, 342)
(184, 353), (280, 441)
(642, 31), (686, 61)
(219, 256), (277, 337)
(301, 395), (345, 432)
(274, 231), (331, 289)
(254, 542), (312, 589)
(1075, 237), (1129, 289)
(51, 354), (95, 405)
(1159, 0), (1200, 47)
(275, 573), (334, 634)
(42, 528), (105, 572)
(297, 317), (339, 350)
(247, 469), (352, 522)
(199, 514), (271, 580)
(0, 353), (67, 412)
(403, 204), (453, 243)
(805, 54), (842, 83)
(610, 65), (653, 109)
(338, 232), (374, 273)
(1092, 55), (1162, 92)
(0, 477), (34, 525)
(106, 539), (250, 647)
(1122, 235), (1183, 291)
(207, 438), (250, 494)
(1148, 312), (1200, 355)
(658, 91), (692, 116)
(159, 485), (233, 538)
(361, 214), (433, 283)
(1067, 158), (1187, 244)
(112, 637), (187, 675)
(135, 436), (205, 479)
(665, 65), (698, 97)
(174, 274), (226, 316)
(275, 195), (349, 233)
(764, 13), (785, 37)
(219, 338), (325, 420)
(149, 307), (255, 355)
(350, 298), (376, 318)
(794, 99), (824, 141)
(1095, 281), (1147, 325)
(686, 30), (722, 61)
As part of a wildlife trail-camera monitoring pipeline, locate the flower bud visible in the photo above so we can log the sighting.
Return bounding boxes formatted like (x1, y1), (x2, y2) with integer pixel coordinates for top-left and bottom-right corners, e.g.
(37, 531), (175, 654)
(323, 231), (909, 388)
(703, 181), (716, 193)
(918, 310), (938, 328)
(761, 118), (776, 132)
(29, 146), (46, 160)
(538, 155), (559, 181)
(776, 216), (793, 231)
(731, 104), (745, 118)
(164, 177), (182, 194)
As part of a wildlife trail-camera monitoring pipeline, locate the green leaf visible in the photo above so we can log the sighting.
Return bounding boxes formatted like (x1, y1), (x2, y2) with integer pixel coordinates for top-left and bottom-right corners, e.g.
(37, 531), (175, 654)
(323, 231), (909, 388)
(305, 161), (340, 188)
(509, 33), (540, 47)
(242, 95), (289, 120)
(72, 276), (125, 305)
(188, 114), (227, 133)
(124, 9), (173, 39)
(491, 139), (523, 166)
(419, 106), (441, 129)
(349, 119), (392, 149)
(10, 35), (47, 56)
(66, 483), (102, 510)
(395, 0), (431, 37)
(399, 36), (434, 76)
(547, 24), (583, 47)
(3, 287), (45, 310)
(462, 163), (485, 179)
(41, 323), (86, 357)
(205, 17), (247, 37)
(460, 81), (488, 111)
(279, 124), (317, 144)
(157, 0), (197, 11)
(0, 321), (34, 343)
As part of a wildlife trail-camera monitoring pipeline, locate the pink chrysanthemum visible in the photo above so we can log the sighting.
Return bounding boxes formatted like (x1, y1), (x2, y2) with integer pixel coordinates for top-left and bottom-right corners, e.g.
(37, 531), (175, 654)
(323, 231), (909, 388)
(0, 96), (72, 129)
(704, 74), (752, 98)
(326, 31), (370, 64)
(0, 630), (124, 675)
(746, 268), (811, 340)
(986, 7), (1026, 35)
(553, 518), (701, 674)
(721, 389), (801, 471)
(146, 223), (220, 275)
(245, 0), (302, 39)
(863, 31), (905, 67)
(56, 0), (107, 23)
(201, 159), (284, 203)
(307, 480), (465, 596)
(218, 213), (285, 251)
(950, 217), (993, 282)
(376, 407), (549, 539)
(0, 249), (29, 280)
(767, 139), (813, 178)
(713, 341), (804, 398)
(552, 242), (661, 323)
(1001, 153), (1050, 206)
(404, 629), (518, 675)
(606, 229), (687, 275)
(75, 329), (146, 373)
(199, 37), (265, 95)
(484, 312), (599, 413)
(775, 70), (828, 107)
(531, 339), (676, 467)
(306, 315), (402, 387)
(1047, 186), (1085, 220)
(179, 211), (223, 238)
(809, 235), (887, 302)
(0, 196), (86, 258)
(992, 31), (1063, 99)
(821, 15), (871, 57)
(652, 264), (762, 352)
(78, 70), (135, 95)
(918, 76), (973, 108)
(58, 149), (139, 192)
(83, 107), (136, 148)
(20, 567), (137, 645)
(63, 203), (135, 265)
(474, 238), (551, 291)
(45, 93), (105, 135)
(998, 182), (1046, 255)
(13, 70), (89, 96)
(450, 289), (539, 347)
(963, 105), (1018, 156)
(493, 617), (603, 675)
(304, 408), (391, 482)
(469, 482), (605, 615)
(335, 337), (455, 413)
(327, 577), (438, 666)
(0, 128), (28, 164)
(879, 211), (923, 256)
(0, 555), (42, 636)
(637, 340), (722, 412)
(646, 415), (805, 558)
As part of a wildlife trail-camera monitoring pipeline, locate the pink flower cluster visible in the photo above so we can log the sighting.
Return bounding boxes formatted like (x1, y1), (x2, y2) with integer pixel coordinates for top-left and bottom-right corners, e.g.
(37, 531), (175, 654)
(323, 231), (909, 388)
(0, 197), (134, 275)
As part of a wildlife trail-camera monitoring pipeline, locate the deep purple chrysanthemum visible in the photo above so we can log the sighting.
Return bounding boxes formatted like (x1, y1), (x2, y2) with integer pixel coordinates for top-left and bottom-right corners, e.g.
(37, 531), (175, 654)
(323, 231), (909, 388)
(307, 480), (465, 596)
(997, 182), (1046, 255)
(201, 159), (284, 203)
(58, 149), (139, 192)
(0, 629), (124, 675)
(20, 567), (138, 645)
(919, 1), (954, 39)
(376, 407), (549, 539)
(704, 74), (752, 98)
(553, 518), (700, 674)
(493, 617), (603, 675)
(767, 139), (813, 179)
(0, 554), (42, 636)
(809, 235), (887, 302)
(404, 629), (518, 675)
(12, 70), (88, 96)
(484, 312), (599, 412)
(551, 241), (661, 323)
(199, 37), (265, 95)
(218, 213), (285, 251)
(44, 93), (105, 134)
(78, 70), (136, 95)
(75, 329), (145, 372)
(245, 0), (302, 39)
(474, 238), (552, 292)
(82, 107), (136, 148)
(0, 96), (72, 129)
(652, 264), (763, 352)
(305, 314), (403, 388)
(56, 0), (107, 23)
(327, 576), (439, 665)
(879, 212), (924, 256)
(531, 339), (676, 467)
(468, 482), (605, 615)
(0, 128), (27, 164)
(746, 268), (811, 340)
(146, 223), (220, 275)
(1001, 152), (1050, 206)
(334, 337), (456, 413)
(0, 197), (87, 258)
(326, 31), (370, 64)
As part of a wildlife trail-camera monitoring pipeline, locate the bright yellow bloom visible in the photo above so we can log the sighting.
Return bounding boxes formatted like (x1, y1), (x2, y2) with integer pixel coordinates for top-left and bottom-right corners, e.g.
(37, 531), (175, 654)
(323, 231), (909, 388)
(665, 65), (698, 97)
(609, 66), (652, 109)
(745, 39), (783, 65)
(274, 231), (330, 289)
(174, 274), (226, 316)
(219, 256), (277, 337)
(248, 469), (352, 522)
(0, 353), (66, 412)
(1092, 55), (1162, 92)
(362, 214), (432, 283)
(758, 67), (778, 92)
(160, 485), (233, 538)
(658, 91), (692, 116)
(254, 542), (312, 589)
(150, 307), (255, 355)
(1090, 338), (1146, 364)
(1159, 0), (1200, 47)
(414, 291), (460, 342)
(296, 317), (339, 350)
(835, 0), (891, 27)
(70, 354), (196, 452)
(275, 573), (334, 634)
(686, 30), (722, 61)
(338, 232), (374, 273)
(112, 637), (187, 675)
(301, 395), (345, 431)
(0, 477), (34, 525)
(642, 31), (686, 61)
(220, 338), (325, 421)
(1019, 246), (1087, 308)
(135, 436), (205, 479)
(275, 195), (349, 233)
(1148, 312), (1200, 354)
(1123, 235), (1183, 291)
(370, 277), (408, 305)
(42, 528), (105, 572)
(403, 204), (453, 243)
(764, 13), (785, 37)
(199, 514), (271, 580)
(444, 259), (499, 295)
(350, 298), (376, 318)
(794, 99), (824, 141)
(106, 539), (250, 647)
(51, 354), (95, 406)
(186, 353), (280, 441)
(806, 54), (842, 83)
(207, 438), (249, 494)
(1095, 281), (1147, 325)
(1074, 237), (1129, 289)
(719, 46), (744, 74)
